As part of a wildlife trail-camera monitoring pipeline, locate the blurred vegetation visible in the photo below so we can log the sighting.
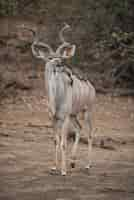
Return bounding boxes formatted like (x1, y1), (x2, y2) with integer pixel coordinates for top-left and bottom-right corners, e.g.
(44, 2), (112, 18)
(0, 0), (18, 16)
(0, 0), (133, 38)
(0, 0), (132, 24)
(0, 0), (134, 94)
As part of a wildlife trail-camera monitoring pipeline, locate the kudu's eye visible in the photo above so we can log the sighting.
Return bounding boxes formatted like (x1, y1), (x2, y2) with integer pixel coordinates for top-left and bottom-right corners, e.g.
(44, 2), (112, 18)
(48, 56), (53, 60)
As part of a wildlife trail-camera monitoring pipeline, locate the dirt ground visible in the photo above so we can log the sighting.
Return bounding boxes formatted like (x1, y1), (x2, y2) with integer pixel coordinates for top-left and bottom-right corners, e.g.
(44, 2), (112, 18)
(0, 76), (134, 200)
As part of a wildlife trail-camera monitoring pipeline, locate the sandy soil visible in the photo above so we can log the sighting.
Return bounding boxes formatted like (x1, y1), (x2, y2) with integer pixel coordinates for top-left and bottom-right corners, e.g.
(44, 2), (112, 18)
(0, 85), (134, 200)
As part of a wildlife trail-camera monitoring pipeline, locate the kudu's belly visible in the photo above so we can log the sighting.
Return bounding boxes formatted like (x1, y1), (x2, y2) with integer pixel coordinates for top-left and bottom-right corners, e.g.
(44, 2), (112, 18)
(72, 79), (95, 114)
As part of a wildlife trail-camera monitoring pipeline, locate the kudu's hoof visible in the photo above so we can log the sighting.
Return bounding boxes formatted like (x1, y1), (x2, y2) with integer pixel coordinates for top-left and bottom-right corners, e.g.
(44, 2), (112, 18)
(61, 171), (67, 176)
(70, 162), (76, 168)
(49, 167), (60, 175)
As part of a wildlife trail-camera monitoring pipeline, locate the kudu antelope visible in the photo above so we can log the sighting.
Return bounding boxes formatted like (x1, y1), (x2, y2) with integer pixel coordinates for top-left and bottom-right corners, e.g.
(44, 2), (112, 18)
(21, 24), (96, 175)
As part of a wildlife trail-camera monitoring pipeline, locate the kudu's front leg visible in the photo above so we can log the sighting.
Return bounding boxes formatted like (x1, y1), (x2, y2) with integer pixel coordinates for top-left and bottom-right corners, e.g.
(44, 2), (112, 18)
(84, 111), (93, 170)
(60, 116), (70, 176)
(51, 118), (62, 173)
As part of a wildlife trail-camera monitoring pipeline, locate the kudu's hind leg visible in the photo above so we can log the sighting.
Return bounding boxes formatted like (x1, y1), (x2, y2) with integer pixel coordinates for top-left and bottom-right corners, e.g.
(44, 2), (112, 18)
(84, 110), (93, 169)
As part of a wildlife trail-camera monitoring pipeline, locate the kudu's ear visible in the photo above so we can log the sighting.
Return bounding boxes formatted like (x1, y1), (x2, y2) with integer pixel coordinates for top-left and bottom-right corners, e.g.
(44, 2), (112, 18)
(59, 44), (76, 59)
(31, 41), (53, 61)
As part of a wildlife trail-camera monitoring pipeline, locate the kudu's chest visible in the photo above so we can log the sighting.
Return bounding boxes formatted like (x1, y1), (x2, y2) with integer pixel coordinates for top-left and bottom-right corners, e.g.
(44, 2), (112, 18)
(45, 63), (95, 116)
